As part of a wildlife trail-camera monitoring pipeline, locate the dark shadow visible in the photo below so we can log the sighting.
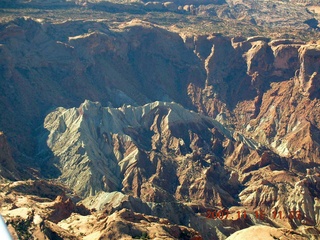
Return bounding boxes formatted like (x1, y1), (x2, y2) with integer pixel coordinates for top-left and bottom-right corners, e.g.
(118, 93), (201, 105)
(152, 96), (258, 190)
(35, 124), (61, 179)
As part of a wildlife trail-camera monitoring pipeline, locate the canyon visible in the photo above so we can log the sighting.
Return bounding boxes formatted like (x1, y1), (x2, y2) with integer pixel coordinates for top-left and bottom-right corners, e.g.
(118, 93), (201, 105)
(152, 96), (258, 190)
(0, 4), (319, 239)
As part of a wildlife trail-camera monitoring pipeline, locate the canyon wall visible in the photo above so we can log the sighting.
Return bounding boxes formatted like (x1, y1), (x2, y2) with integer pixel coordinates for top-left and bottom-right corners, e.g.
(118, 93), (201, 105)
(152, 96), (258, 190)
(0, 17), (319, 239)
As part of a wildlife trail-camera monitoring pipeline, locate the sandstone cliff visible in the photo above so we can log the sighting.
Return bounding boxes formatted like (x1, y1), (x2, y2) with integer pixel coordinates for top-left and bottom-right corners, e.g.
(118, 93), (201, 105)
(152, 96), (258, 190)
(1, 18), (318, 165)
(0, 17), (319, 239)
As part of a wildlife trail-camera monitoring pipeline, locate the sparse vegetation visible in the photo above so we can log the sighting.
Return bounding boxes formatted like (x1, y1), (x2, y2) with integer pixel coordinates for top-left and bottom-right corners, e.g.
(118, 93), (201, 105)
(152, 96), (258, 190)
(9, 218), (33, 240)
(133, 232), (150, 239)
(0, 1), (319, 41)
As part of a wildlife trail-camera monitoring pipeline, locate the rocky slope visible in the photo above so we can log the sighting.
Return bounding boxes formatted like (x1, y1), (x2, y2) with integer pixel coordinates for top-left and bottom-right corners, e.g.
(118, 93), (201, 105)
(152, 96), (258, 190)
(0, 18), (319, 162)
(0, 17), (319, 239)
(1, 180), (202, 239)
(39, 99), (320, 238)
(41, 100), (237, 198)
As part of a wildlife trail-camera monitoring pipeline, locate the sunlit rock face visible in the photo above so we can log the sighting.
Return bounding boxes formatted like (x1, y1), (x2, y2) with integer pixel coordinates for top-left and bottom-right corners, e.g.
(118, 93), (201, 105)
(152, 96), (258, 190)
(38, 99), (320, 239)
(42, 100), (237, 198)
(0, 18), (319, 166)
(298, 45), (320, 98)
(188, 35), (320, 165)
(0, 17), (319, 239)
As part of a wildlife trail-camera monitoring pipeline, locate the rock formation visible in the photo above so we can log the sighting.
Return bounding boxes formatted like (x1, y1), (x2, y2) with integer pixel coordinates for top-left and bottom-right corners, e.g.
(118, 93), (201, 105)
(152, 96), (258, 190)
(0, 16), (319, 239)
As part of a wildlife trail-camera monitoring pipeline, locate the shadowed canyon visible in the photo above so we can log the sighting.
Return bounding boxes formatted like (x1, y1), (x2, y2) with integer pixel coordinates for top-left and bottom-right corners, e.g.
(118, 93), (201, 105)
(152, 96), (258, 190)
(0, 2), (320, 239)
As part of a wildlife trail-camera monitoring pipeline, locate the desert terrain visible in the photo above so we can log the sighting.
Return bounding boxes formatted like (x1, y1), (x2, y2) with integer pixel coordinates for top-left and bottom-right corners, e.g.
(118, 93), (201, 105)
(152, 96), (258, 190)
(0, 0), (319, 239)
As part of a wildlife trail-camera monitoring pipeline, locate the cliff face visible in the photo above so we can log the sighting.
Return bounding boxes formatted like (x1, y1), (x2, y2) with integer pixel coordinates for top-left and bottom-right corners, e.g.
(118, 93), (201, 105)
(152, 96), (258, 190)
(188, 36), (320, 165)
(0, 18), (206, 156)
(298, 45), (320, 98)
(0, 17), (319, 239)
(0, 132), (19, 181)
(31, 99), (320, 239)
(1, 18), (319, 163)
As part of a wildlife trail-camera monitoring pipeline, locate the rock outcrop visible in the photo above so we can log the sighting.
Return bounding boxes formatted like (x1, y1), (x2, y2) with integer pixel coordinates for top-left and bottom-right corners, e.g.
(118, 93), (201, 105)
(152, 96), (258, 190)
(0, 17), (319, 239)
(298, 44), (320, 98)
(41, 100), (238, 199)
(0, 180), (202, 239)
(226, 225), (309, 240)
(0, 18), (318, 166)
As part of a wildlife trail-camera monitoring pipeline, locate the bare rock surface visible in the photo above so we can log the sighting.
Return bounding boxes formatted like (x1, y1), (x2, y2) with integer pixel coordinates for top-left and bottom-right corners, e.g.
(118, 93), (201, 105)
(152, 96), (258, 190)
(226, 225), (308, 240)
(41, 100), (246, 209)
(0, 16), (319, 240)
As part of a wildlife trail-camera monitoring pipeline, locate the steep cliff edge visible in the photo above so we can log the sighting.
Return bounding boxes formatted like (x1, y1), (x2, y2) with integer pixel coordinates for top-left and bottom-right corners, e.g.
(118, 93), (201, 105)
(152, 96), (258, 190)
(0, 17), (319, 239)
(0, 18), (318, 166)
(187, 35), (320, 165)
